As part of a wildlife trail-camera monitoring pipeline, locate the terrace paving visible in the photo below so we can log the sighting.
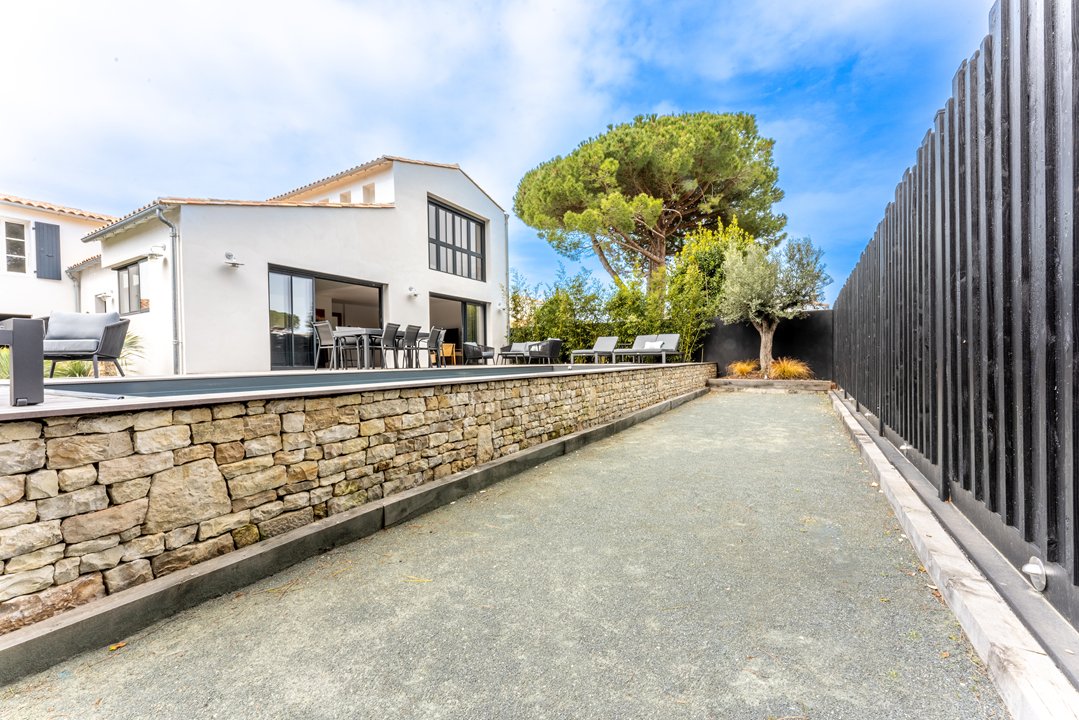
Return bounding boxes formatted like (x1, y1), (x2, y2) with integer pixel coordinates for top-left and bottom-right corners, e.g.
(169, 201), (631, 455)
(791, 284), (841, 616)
(0, 392), (1006, 719)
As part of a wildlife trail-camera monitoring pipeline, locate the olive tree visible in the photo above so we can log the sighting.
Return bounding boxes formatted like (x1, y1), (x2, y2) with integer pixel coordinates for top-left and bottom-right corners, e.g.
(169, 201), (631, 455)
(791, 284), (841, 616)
(717, 238), (830, 377)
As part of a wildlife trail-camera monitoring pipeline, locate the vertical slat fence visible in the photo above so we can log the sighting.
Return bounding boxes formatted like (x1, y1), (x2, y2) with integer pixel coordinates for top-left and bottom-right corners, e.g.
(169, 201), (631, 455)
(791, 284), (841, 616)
(832, 0), (1078, 626)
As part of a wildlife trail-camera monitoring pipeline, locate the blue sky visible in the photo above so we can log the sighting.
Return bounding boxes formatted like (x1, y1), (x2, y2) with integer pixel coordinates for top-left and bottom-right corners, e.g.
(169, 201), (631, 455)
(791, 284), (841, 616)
(2, 0), (993, 303)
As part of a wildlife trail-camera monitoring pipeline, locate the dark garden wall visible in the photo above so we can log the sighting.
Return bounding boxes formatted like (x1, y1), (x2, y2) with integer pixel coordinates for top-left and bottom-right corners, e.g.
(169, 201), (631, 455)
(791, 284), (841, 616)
(703, 310), (833, 379)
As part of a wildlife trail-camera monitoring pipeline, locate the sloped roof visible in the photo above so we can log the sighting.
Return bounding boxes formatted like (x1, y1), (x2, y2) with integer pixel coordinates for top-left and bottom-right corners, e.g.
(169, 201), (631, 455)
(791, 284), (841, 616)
(0, 193), (117, 223)
(66, 254), (101, 273)
(268, 155), (461, 201)
(81, 197), (393, 242)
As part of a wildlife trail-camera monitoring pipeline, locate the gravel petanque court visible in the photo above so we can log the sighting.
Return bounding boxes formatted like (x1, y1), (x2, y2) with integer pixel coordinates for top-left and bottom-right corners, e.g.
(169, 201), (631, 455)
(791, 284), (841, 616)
(0, 392), (1007, 719)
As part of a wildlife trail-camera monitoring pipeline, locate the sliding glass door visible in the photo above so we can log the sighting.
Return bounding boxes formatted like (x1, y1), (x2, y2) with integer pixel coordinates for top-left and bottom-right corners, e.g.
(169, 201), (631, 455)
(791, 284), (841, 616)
(269, 271), (315, 368)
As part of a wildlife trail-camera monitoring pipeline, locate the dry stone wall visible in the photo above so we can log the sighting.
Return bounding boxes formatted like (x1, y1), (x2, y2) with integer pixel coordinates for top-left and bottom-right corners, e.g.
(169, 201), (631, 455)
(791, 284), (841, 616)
(0, 364), (713, 634)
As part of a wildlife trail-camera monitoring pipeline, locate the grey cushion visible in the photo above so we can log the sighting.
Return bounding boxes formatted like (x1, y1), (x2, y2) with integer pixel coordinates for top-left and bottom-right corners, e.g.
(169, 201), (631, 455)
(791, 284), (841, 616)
(46, 312), (120, 341)
(44, 339), (100, 353)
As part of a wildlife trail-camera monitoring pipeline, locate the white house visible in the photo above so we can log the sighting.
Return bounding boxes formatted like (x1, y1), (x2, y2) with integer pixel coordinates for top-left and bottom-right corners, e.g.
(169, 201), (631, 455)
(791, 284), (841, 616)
(77, 156), (510, 375)
(0, 194), (115, 320)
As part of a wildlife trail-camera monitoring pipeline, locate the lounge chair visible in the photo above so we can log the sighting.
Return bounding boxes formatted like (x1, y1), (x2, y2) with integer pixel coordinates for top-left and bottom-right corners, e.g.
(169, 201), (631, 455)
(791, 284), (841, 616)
(43, 311), (130, 378)
(570, 336), (619, 364)
(614, 334), (682, 363)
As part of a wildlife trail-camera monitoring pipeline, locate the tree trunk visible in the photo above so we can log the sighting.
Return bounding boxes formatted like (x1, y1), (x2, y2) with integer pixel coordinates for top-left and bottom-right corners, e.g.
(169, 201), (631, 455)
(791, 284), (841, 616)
(754, 320), (777, 378)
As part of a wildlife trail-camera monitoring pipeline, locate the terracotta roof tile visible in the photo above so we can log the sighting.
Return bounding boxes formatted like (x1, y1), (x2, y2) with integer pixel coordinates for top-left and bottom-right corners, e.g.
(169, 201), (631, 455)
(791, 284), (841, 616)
(0, 193), (117, 223)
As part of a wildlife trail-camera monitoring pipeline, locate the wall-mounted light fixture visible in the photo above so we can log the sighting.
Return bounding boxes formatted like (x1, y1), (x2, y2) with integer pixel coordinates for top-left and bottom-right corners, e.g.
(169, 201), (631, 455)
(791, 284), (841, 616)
(146, 244), (167, 260)
(224, 251), (244, 268)
(495, 301), (506, 312)
(94, 291), (114, 300)
(407, 286), (419, 297)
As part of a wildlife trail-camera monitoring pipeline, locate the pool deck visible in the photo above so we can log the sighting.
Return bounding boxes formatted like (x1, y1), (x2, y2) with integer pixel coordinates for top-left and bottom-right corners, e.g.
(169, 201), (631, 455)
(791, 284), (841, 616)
(0, 393), (1009, 719)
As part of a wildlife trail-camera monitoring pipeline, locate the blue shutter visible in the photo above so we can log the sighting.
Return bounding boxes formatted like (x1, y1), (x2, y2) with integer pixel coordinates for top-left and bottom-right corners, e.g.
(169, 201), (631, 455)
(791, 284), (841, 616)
(34, 223), (61, 280)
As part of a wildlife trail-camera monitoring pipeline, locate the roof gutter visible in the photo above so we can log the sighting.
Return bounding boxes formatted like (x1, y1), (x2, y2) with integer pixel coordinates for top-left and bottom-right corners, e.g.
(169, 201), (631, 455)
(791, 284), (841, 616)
(154, 207), (183, 375)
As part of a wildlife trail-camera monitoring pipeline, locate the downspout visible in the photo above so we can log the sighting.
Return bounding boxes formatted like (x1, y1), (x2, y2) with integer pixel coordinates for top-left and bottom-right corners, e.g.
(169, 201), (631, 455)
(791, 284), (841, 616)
(65, 267), (82, 312)
(503, 212), (510, 342)
(154, 207), (182, 375)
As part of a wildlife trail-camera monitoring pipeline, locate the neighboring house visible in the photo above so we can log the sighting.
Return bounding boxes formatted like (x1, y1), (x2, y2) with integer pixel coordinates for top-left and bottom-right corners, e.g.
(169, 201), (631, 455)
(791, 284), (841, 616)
(0, 194), (115, 320)
(77, 156), (510, 375)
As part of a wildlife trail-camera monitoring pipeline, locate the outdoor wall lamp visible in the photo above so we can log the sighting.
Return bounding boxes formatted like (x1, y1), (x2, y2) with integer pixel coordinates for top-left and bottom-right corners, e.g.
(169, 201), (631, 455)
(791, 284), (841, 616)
(495, 301), (506, 312)
(407, 286), (419, 297)
(146, 244), (167, 260)
(224, 251), (244, 268)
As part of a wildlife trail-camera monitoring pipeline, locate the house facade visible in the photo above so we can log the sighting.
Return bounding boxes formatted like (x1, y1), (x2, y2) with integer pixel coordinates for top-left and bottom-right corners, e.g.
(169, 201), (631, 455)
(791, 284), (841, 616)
(0, 195), (114, 320)
(77, 156), (510, 375)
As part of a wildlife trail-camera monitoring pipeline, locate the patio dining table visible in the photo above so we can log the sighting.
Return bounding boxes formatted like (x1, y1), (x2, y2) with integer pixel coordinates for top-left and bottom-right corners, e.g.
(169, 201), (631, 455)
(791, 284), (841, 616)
(332, 327), (428, 369)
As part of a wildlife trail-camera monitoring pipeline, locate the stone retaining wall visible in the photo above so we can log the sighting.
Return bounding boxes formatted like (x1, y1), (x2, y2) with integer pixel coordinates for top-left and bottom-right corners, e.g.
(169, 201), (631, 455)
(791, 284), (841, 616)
(0, 364), (713, 634)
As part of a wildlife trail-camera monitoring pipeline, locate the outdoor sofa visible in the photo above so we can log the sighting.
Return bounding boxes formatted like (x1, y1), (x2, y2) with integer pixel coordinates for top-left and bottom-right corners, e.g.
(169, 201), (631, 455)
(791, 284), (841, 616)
(42, 311), (130, 378)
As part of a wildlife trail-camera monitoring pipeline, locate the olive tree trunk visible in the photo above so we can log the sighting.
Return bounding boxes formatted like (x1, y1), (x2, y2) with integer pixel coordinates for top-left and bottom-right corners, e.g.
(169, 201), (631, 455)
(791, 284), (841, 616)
(753, 319), (778, 378)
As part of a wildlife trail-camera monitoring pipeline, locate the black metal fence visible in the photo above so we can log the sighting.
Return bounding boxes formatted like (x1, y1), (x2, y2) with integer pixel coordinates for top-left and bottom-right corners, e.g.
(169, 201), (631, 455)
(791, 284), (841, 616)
(833, 0), (1077, 626)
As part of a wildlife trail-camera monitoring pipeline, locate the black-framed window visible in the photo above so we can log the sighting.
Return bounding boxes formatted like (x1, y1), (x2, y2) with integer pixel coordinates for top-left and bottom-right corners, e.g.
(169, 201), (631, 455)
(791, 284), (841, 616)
(428, 200), (485, 281)
(117, 262), (143, 315)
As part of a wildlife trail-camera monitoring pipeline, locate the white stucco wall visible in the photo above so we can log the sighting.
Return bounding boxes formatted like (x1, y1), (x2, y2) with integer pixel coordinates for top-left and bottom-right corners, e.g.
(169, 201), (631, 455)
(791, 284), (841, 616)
(83, 218), (177, 376)
(0, 203), (107, 318)
(287, 165), (395, 205)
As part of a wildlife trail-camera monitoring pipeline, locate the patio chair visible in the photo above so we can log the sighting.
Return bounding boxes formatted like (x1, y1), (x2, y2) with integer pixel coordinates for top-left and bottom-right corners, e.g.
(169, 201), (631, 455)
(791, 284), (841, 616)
(375, 322), (401, 368)
(462, 342), (495, 365)
(525, 338), (563, 364)
(313, 321), (337, 368)
(43, 311), (130, 378)
(498, 342), (529, 364)
(569, 336), (619, 364)
(422, 327), (445, 367)
(400, 324), (422, 368)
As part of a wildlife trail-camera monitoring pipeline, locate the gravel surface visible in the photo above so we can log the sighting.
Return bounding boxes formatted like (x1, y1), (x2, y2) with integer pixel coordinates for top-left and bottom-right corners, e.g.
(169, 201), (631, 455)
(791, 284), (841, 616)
(0, 392), (1008, 719)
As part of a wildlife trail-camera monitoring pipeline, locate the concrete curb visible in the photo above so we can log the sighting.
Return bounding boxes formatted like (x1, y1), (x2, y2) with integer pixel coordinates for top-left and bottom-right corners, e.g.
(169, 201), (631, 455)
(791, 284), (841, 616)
(0, 387), (708, 685)
(707, 378), (831, 393)
(829, 391), (1079, 720)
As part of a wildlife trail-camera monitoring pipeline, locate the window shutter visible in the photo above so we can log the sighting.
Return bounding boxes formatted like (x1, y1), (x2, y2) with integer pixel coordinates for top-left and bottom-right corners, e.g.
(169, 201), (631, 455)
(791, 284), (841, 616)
(34, 222), (61, 280)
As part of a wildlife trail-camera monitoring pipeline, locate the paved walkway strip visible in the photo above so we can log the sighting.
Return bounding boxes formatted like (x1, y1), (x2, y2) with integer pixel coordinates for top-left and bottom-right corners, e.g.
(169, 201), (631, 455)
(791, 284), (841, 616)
(1, 393), (1007, 719)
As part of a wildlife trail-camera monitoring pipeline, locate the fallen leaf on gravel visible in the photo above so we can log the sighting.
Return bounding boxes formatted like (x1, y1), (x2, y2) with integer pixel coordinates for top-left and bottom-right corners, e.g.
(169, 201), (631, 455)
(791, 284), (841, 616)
(108, 642), (126, 651)
(879, 597), (890, 603)
(940, 651), (951, 659)
(926, 584), (938, 591)
(404, 575), (432, 583)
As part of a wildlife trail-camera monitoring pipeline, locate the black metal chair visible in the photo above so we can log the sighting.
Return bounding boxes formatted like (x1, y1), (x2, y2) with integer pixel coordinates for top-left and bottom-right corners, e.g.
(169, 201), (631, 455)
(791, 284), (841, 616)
(422, 327), (446, 367)
(376, 322), (401, 368)
(400, 325), (421, 368)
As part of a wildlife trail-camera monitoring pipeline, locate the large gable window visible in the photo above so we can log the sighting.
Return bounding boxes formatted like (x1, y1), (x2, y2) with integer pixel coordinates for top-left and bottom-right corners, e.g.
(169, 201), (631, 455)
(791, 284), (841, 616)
(428, 200), (485, 281)
(4, 220), (27, 273)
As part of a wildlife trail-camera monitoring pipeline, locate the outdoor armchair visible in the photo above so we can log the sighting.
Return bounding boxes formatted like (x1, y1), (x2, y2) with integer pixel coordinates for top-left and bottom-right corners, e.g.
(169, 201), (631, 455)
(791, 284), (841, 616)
(43, 311), (130, 378)
(462, 342), (495, 365)
(569, 336), (619, 364)
(525, 338), (563, 364)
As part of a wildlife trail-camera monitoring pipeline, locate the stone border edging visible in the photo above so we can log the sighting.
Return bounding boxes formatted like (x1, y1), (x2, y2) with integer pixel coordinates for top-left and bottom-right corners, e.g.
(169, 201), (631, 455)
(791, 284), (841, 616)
(829, 391), (1079, 720)
(0, 387), (708, 685)
(707, 378), (831, 393)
